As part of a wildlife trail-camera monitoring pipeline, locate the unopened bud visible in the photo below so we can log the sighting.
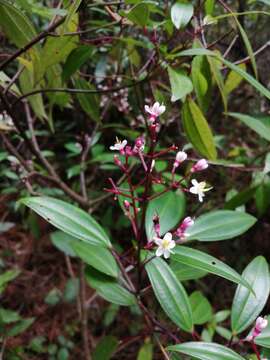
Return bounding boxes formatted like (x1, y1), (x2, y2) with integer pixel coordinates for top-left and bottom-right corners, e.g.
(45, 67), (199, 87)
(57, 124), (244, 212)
(191, 159), (208, 173)
(176, 216), (194, 239)
(114, 155), (122, 167)
(124, 200), (130, 210)
(174, 151), (187, 169)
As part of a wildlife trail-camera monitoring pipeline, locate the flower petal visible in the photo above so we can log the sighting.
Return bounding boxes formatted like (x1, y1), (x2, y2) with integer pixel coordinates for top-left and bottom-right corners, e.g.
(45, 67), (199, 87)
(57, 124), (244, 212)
(164, 249), (171, 259)
(156, 247), (164, 257)
(163, 232), (172, 242)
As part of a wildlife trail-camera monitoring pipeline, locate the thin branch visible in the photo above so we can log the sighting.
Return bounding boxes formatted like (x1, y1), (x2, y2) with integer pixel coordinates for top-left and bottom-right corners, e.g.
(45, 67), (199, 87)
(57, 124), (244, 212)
(12, 77), (149, 106)
(0, 17), (65, 72)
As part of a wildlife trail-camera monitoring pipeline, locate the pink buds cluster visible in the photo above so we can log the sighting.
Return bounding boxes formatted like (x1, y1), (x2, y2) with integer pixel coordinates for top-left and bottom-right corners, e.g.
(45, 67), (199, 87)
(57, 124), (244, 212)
(175, 216), (194, 240)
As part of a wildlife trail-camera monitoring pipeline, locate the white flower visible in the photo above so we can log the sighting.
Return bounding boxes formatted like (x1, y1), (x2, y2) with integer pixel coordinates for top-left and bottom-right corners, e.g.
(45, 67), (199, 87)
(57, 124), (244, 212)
(109, 138), (127, 151)
(154, 232), (175, 259)
(189, 179), (212, 202)
(145, 102), (166, 118)
(175, 151), (187, 163)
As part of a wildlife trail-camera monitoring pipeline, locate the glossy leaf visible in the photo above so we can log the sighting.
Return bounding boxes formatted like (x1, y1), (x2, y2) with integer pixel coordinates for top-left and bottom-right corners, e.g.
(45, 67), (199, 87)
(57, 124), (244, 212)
(62, 0), (82, 31)
(170, 261), (207, 281)
(0, 0), (37, 48)
(171, 246), (253, 291)
(51, 230), (76, 257)
(168, 67), (193, 102)
(145, 190), (185, 240)
(207, 54), (227, 111)
(172, 48), (270, 100)
(224, 63), (246, 95)
(182, 98), (217, 160)
(21, 197), (111, 247)
(190, 291), (212, 325)
(228, 112), (270, 142)
(62, 45), (93, 81)
(231, 256), (270, 334)
(126, 3), (149, 27)
(191, 55), (212, 113)
(186, 210), (257, 241)
(85, 267), (136, 306)
(167, 342), (245, 360)
(75, 78), (100, 122)
(72, 241), (118, 278)
(171, 2), (194, 29)
(145, 256), (193, 332)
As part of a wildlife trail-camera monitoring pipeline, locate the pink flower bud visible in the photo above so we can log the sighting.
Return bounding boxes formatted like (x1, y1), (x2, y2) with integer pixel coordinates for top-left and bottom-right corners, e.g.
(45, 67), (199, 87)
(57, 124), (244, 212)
(124, 146), (133, 157)
(191, 159), (208, 173)
(174, 151), (187, 169)
(249, 317), (268, 341)
(114, 155), (122, 167)
(176, 216), (194, 239)
(124, 200), (130, 210)
(134, 136), (145, 153)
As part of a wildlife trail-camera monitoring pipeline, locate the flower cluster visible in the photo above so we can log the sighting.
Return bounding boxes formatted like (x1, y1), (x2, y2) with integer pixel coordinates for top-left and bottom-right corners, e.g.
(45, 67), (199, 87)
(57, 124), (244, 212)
(109, 101), (213, 259)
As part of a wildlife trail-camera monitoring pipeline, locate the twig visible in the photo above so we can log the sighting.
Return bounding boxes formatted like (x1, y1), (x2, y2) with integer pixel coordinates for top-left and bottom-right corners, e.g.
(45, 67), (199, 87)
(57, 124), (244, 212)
(0, 17), (66, 72)
(12, 77), (149, 106)
(79, 261), (93, 360)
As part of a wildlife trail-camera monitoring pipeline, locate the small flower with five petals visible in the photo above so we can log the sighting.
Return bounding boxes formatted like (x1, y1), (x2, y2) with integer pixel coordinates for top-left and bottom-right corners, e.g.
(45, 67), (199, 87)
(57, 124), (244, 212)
(154, 232), (175, 259)
(189, 179), (212, 202)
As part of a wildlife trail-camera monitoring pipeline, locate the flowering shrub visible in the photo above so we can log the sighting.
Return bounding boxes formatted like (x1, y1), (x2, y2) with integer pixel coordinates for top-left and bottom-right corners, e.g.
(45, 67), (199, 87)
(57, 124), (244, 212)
(0, 0), (270, 358)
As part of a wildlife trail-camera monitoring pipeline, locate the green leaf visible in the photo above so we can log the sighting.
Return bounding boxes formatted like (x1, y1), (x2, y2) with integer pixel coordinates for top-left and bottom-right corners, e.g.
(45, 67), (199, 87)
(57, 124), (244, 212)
(207, 55), (227, 111)
(145, 256), (193, 332)
(19, 66), (47, 120)
(171, 48), (270, 100)
(171, 2), (194, 29)
(21, 197), (111, 247)
(85, 267), (136, 306)
(182, 98), (217, 160)
(171, 246), (253, 291)
(7, 318), (35, 337)
(63, 278), (79, 303)
(137, 339), (153, 360)
(75, 78), (100, 122)
(62, 0), (82, 32)
(62, 45), (93, 81)
(190, 291), (212, 325)
(228, 112), (270, 142)
(170, 261), (207, 281)
(72, 241), (118, 277)
(230, 13), (257, 78)
(93, 336), (118, 360)
(51, 230), (76, 257)
(0, 307), (21, 324)
(0, 0), (37, 48)
(186, 210), (257, 241)
(204, 0), (215, 15)
(224, 63), (246, 95)
(168, 67), (193, 102)
(0, 269), (20, 294)
(145, 190), (185, 241)
(255, 316), (270, 349)
(191, 55), (212, 113)
(167, 342), (246, 360)
(126, 3), (149, 27)
(231, 256), (270, 334)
